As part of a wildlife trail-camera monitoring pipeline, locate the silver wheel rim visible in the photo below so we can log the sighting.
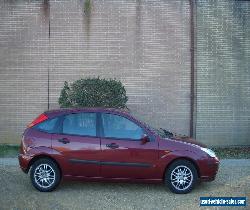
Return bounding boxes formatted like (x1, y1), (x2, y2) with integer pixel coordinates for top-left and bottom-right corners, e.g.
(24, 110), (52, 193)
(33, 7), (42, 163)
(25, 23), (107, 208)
(34, 164), (55, 189)
(170, 165), (193, 191)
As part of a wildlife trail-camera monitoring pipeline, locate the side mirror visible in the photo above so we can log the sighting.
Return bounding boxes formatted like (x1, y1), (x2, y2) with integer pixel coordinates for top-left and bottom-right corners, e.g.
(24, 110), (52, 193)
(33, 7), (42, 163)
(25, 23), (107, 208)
(140, 134), (150, 145)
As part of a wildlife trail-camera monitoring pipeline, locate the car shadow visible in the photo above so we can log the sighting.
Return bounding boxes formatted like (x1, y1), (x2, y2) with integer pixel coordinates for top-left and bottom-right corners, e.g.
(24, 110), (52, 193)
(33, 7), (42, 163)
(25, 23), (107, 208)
(59, 180), (168, 193)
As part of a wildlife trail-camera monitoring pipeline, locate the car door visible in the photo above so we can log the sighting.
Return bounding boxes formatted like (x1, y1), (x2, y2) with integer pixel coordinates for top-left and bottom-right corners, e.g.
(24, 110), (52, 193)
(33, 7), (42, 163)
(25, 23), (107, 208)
(100, 112), (159, 179)
(51, 112), (101, 177)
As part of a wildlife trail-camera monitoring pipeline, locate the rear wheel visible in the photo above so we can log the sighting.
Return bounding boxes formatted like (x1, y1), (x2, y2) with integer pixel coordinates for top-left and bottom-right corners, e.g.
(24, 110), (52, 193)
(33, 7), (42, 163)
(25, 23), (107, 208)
(30, 158), (61, 192)
(165, 159), (198, 194)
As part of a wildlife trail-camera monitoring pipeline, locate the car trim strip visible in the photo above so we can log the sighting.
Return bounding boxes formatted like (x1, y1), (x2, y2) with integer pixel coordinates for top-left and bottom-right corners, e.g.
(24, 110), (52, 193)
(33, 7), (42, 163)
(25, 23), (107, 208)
(69, 159), (151, 168)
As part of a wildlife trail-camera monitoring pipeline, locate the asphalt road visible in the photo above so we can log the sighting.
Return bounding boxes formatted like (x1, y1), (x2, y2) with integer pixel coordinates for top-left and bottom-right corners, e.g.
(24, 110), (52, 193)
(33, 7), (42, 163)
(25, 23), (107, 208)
(0, 159), (249, 210)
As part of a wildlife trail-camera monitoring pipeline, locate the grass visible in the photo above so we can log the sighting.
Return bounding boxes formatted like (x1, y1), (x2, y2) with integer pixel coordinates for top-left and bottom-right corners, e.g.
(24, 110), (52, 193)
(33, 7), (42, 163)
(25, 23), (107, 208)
(0, 144), (249, 159)
(212, 147), (250, 159)
(0, 145), (19, 158)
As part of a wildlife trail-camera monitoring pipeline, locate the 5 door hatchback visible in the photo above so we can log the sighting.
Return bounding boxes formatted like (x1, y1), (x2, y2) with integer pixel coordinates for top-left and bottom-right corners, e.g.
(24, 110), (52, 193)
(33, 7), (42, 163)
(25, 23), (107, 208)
(19, 108), (219, 194)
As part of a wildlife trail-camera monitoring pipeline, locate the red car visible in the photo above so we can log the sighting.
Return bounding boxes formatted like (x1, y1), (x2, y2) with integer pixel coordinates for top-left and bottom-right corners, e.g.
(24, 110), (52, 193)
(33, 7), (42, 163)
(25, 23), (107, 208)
(19, 108), (219, 194)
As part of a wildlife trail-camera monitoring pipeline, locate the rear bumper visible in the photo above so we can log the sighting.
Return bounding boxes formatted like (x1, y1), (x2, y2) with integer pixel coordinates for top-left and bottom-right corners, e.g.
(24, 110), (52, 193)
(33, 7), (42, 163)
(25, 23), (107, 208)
(199, 157), (219, 182)
(18, 153), (33, 173)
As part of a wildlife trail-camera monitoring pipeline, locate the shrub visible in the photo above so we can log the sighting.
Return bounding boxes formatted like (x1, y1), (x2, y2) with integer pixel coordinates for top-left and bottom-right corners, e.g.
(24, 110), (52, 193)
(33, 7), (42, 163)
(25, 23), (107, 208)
(58, 77), (128, 109)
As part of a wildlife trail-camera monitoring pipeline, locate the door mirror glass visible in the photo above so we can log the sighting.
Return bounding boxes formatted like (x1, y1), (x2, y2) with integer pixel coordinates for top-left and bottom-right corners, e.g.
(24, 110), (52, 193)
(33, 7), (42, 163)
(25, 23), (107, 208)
(140, 134), (150, 145)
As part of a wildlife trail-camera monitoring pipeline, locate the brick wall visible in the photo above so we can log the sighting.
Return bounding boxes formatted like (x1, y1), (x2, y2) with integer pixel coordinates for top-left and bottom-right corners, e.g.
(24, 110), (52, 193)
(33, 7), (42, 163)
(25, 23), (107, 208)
(0, 1), (49, 143)
(196, 0), (250, 146)
(0, 0), (191, 144)
(1, 0), (249, 146)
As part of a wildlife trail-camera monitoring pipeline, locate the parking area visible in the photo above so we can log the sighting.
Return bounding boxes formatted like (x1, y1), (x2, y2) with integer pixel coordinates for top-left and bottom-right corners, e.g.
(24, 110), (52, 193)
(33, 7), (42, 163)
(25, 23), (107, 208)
(0, 159), (249, 210)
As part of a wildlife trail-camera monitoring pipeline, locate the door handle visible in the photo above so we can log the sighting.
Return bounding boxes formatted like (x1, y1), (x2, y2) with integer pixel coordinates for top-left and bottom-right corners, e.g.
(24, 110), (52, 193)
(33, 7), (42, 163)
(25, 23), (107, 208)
(58, 138), (70, 144)
(106, 143), (119, 149)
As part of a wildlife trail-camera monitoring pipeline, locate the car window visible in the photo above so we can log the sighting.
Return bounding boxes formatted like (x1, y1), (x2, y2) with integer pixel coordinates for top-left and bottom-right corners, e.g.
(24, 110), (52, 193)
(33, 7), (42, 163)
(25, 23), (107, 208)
(102, 113), (144, 140)
(35, 117), (59, 133)
(63, 113), (96, 136)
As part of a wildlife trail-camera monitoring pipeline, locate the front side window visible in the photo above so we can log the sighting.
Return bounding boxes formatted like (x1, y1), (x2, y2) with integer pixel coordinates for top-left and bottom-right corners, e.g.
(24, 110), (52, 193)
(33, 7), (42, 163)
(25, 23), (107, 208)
(102, 113), (144, 140)
(63, 113), (96, 136)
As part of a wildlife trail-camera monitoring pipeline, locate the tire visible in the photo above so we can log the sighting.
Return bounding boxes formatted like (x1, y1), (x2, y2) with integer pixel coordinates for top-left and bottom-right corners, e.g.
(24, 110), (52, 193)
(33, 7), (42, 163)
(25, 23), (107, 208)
(30, 158), (61, 192)
(165, 159), (198, 194)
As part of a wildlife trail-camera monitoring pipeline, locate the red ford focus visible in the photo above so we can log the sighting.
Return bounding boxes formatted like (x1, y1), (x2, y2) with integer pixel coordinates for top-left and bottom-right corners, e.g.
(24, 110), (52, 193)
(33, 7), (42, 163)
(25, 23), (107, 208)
(19, 108), (219, 194)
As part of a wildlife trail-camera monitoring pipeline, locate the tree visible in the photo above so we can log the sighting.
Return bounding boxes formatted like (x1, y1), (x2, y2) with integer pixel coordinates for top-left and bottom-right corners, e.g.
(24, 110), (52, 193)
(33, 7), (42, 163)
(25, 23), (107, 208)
(58, 77), (128, 109)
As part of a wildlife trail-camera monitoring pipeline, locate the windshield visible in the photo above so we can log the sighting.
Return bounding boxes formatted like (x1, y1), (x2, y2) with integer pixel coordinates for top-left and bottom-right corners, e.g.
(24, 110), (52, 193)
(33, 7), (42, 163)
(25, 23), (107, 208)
(152, 128), (174, 138)
(132, 114), (174, 138)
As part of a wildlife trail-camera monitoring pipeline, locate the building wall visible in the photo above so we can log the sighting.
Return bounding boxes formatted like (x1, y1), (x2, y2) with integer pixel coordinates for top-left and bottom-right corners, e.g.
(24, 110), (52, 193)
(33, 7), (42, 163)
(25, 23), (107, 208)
(0, 0), (191, 144)
(0, 1), (49, 144)
(196, 0), (250, 146)
(0, 0), (249, 146)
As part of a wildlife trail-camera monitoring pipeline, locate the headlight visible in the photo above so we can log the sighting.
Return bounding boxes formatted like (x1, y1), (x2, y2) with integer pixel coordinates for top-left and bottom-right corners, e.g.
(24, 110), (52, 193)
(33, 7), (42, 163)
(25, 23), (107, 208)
(201, 148), (216, 158)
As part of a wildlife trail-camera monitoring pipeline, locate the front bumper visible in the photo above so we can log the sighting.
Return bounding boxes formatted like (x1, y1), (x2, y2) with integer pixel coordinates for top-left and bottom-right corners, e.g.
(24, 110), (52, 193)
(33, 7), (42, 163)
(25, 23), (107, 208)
(199, 157), (220, 182)
(18, 153), (33, 173)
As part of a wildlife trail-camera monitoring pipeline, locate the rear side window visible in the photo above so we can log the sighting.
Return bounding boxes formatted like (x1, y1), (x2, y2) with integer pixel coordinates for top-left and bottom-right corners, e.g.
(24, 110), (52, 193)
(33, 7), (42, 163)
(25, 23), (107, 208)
(63, 112), (96, 136)
(34, 117), (59, 133)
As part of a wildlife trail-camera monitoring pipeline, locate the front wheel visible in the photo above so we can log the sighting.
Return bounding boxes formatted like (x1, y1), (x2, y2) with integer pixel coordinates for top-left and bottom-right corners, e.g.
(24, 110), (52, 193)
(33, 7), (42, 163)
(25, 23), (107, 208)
(165, 159), (198, 194)
(30, 158), (61, 192)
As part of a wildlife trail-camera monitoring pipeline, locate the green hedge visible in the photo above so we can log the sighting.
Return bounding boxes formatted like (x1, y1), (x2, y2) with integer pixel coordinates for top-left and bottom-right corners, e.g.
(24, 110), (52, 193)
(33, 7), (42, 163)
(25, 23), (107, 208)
(58, 77), (128, 109)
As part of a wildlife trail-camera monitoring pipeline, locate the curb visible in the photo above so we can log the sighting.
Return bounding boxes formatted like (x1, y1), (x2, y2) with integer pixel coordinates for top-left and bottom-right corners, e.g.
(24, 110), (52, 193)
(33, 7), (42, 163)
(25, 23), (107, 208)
(220, 159), (250, 167)
(0, 158), (18, 166)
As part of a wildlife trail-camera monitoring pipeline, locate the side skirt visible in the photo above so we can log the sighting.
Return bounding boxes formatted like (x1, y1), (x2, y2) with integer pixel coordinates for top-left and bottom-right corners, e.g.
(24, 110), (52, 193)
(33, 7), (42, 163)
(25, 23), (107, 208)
(62, 175), (162, 184)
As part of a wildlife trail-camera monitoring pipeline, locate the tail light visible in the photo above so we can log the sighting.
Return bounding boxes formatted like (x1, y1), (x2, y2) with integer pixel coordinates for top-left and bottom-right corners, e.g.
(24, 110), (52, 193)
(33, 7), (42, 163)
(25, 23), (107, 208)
(27, 113), (48, 128)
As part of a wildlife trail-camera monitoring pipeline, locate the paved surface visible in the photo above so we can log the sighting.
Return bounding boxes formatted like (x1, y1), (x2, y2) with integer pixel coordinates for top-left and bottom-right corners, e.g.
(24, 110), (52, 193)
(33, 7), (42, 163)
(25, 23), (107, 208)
(0, 158), (18, 166)
(0, 159), (249, 210)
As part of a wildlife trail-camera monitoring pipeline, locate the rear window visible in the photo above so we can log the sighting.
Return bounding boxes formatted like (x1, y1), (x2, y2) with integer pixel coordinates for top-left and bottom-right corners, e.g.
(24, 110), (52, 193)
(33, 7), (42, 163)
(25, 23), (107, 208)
(34, 117), (59, 133)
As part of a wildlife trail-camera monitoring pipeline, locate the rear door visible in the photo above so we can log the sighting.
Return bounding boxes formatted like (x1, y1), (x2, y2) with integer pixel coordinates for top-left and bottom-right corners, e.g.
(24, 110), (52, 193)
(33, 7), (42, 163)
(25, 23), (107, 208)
(100, 113), (159, 179)
(51, 112), (101, 177)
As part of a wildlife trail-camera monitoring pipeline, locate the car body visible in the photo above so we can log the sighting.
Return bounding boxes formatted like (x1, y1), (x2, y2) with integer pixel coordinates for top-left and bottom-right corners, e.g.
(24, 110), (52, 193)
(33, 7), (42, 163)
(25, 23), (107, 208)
(19, 108), (219, 193)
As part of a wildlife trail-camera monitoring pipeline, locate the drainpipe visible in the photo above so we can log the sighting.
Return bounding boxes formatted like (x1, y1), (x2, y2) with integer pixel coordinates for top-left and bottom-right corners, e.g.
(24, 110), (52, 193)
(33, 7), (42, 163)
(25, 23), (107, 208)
(189, 0), (196, 138)
(47, 0), (51, 110)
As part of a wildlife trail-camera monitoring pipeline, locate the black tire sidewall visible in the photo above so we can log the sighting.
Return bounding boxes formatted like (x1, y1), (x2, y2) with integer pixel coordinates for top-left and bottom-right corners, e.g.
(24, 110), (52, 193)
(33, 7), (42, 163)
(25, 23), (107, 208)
(165, 159), (198, 194)
(30, 158), (61, 192)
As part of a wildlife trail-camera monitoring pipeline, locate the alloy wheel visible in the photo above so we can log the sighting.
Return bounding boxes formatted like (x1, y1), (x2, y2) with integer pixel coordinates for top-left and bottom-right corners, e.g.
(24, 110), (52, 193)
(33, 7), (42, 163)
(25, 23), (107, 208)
(34, 164), (56, 189)
(170, 165), (193, 191)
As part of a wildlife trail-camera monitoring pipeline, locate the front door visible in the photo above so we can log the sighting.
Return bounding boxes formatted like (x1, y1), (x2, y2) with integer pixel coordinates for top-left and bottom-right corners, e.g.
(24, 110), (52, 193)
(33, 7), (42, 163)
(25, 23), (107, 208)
(51, 112), (101, 177)
(100, 113), (159, 179)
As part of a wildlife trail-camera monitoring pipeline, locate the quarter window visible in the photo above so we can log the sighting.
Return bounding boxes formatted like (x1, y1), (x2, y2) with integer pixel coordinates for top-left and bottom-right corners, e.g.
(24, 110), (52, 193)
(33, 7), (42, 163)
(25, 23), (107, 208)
(63, 113), (96, 136)
(102, 113), (144, 140)
(35, 117), (59, 133)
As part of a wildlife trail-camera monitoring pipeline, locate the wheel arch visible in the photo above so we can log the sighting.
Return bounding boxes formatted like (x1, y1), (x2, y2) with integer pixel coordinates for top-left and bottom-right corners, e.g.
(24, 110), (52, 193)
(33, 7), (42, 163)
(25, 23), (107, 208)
(27, 154), (62, 177)
(163, 157), (200, 180)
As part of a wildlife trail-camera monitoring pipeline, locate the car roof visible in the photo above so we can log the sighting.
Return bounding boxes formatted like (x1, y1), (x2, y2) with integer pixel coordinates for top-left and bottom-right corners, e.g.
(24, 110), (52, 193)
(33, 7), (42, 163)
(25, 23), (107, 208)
(44, 107), (131, 118)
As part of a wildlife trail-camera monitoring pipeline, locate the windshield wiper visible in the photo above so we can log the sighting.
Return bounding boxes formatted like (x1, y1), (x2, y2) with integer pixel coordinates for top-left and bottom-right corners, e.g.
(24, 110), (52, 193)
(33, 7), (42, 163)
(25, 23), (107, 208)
(160, 128), (174, 138)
